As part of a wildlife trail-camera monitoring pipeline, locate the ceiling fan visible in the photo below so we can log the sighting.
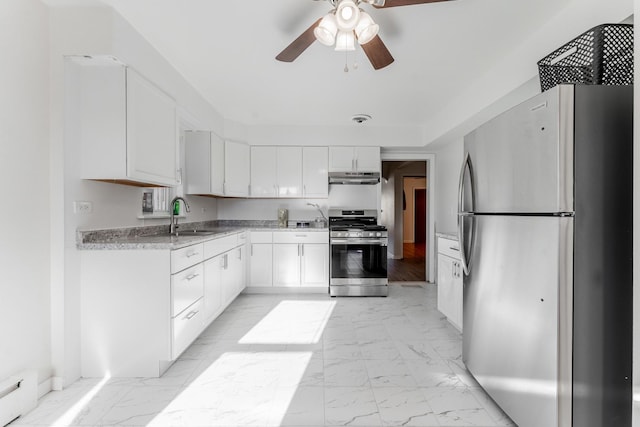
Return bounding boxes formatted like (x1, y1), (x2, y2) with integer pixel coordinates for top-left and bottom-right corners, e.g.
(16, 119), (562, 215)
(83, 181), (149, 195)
(276, 0), (452, 70)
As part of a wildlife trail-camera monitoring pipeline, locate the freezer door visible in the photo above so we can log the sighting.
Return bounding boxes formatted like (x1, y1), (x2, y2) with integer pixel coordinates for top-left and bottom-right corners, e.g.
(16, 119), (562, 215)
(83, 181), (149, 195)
(463, 215), (573, 427)
(463, 85), (574, 213)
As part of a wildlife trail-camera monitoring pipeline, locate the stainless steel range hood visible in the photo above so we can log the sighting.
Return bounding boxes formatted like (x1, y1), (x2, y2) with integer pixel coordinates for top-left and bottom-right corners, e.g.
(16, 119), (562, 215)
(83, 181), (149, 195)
(328, 172), (380, 185)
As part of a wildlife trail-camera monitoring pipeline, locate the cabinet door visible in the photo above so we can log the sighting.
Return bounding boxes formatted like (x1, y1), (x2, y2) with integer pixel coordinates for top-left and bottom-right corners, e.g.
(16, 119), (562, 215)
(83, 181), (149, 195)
(225, 141), (250, 197)
(210, 133), (225, 196)
(126, 68), (179, 186)
(220, 252), (234, 305)
(301, 244), (329, 287)
(452, 263), (463, 331)
(354, 146), (380, 172)
(437, 254), (455, 322)
(185, 131), (211, 195)
(234, 246), (246, 294)
(303, 147), (328, 198)
(277, 146), (303, 198)
(250, 243), (273, 287)
(273, 244), (301, 287)
(251, 146), (277, 197)
(203, 255), (223, 323)
(329, 147), (355, 172)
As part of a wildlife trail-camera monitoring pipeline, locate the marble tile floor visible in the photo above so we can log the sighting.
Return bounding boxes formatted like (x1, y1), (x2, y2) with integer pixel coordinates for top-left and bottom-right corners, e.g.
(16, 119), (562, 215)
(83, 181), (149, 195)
(13, 283), (516, 427)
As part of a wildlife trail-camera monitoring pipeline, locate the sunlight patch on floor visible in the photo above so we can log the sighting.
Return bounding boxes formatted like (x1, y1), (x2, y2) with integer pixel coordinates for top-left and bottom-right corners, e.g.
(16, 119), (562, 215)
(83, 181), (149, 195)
(149, 352), (313, 426)
(53, 373), (111, 426)
(238, 300), (336, 345)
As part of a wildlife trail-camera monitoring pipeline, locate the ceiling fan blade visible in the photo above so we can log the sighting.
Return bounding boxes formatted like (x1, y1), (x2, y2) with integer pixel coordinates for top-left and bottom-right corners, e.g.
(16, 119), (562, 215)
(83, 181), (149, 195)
(276, 18), (322, 62)
(374, 0), (452, 8)
(361, 35), (394, 70)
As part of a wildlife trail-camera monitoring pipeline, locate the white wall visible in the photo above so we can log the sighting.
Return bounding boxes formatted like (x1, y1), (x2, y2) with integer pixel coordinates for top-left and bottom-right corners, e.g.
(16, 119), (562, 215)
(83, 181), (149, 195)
(433, 139), (463, 234)
(422, 0), (633, 147)
(0, 0), (52, 387)
(217, 198), (329, 222)
(49, 6), (224, 387)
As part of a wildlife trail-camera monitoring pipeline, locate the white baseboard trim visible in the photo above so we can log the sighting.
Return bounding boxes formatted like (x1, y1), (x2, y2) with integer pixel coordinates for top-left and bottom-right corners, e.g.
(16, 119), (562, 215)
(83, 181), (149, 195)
(243, 287), (328, 294)
(37, 377), (53, 398)
(50, 376), (64, 392)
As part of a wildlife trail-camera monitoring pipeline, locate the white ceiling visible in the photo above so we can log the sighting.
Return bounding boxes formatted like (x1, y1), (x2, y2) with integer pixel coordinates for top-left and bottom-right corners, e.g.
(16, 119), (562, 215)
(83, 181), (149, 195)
(45, 0), (575, 129)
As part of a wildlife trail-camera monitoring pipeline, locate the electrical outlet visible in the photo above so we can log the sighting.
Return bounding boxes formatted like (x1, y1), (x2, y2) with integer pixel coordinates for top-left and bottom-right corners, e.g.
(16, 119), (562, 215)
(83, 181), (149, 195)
(74, 201), (93, 214)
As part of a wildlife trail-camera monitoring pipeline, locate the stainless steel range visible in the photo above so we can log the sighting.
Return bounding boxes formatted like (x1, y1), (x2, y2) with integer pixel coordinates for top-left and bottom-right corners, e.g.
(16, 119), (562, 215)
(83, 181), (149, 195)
(329, 209), (388, 297)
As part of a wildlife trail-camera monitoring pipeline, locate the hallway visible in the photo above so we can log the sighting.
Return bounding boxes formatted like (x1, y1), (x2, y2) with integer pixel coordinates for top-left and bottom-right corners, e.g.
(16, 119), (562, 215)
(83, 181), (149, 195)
(388, 243), (426, 282)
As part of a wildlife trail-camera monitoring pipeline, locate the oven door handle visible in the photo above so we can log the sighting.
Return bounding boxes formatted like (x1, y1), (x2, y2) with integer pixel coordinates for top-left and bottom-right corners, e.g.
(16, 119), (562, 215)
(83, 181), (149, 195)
(330, 239), (388, 245)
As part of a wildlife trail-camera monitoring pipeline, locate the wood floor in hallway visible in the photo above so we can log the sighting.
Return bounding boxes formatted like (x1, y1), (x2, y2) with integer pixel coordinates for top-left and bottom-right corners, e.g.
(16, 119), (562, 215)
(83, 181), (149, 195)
(388, 242), (426, 282)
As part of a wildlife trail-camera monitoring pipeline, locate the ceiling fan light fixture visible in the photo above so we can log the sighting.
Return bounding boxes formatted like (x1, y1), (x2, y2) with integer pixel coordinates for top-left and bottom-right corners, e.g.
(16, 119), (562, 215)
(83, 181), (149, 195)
(334, 30), (356, 51)
(314, 13), (338, 46)
(354, 11), (379, 44)
(336, 0), (360, 31)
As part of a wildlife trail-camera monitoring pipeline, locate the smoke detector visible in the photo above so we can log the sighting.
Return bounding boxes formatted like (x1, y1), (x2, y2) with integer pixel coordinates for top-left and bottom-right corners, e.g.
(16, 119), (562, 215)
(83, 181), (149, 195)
(352, 114), (372, 124)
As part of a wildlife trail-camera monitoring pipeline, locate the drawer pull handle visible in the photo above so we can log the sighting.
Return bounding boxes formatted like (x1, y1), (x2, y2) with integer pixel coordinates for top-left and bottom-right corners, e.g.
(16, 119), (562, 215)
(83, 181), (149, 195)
(449, 247), (459, 251)
(186, 273), (200, 281)
(186, 251), (199, 258)
(185, 310), (199, 320)
(295, 234), (307, 238)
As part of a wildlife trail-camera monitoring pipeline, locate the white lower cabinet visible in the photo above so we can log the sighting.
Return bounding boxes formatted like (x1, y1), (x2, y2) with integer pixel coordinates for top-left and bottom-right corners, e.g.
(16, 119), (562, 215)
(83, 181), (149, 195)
(273, 244), (302, 287)
(171, 299), (204, 360)
(301, 244), (329, 287)
(437, 237), (463, 331)
(80, 231), (247, 378)
(271, 231), (329, 288)
(203, 255), (223, 323)
(249, 232), (273, 287)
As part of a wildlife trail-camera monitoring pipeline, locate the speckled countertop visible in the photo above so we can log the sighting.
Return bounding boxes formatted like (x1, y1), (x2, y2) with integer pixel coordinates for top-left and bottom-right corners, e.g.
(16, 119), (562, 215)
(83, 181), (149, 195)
(436, 231), (458, 241)
(77, 220), (328, 250)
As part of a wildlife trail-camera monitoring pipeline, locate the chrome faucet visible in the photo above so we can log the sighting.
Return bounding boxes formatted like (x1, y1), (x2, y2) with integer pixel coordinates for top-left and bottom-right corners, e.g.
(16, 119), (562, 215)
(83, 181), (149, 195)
(307, 203), (327, 221)
(170, 196), (191, 235)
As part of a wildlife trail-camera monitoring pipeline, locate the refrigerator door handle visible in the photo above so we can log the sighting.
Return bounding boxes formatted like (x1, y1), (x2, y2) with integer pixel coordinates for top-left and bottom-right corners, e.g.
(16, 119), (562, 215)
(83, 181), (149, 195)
(458, 152), (476, 275)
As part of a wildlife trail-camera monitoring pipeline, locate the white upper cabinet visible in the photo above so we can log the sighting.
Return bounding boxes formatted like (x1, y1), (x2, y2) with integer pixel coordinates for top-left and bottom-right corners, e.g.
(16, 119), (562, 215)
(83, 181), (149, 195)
(354, 146), (381, 172)
(277, 146), (303, 198)
(225, 141), (250, 197)
(185, 131), (225, 197)
(126, 69), (179, 185)
(250, 146), (278, 197)
(76, 62), (179, 187)
(302, 147), (328, 198)
(328, 147), (355, 172)
(329, 146), (380, 173)
(210, 133), (225, 195)
(249, 146), (303, 198)
(185, 131), (211, 195)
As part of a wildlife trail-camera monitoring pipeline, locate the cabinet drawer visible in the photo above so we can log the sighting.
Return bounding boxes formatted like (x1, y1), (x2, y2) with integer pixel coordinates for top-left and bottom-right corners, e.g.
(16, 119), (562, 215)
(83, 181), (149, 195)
(204, 234), (238, 259)
(171, 243), (204, 273)
(171, 264), (204, 316)
(250, 231), (273, 244)
(237, 231), (248, 245)
(437, 237), (460, 259)
(273, 231), (328, 244)
(172, 298), (204, 359)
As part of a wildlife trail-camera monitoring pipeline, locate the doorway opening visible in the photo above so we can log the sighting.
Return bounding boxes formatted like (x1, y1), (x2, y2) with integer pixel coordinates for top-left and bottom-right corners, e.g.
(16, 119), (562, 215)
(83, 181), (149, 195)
(381, 161), (428, 282)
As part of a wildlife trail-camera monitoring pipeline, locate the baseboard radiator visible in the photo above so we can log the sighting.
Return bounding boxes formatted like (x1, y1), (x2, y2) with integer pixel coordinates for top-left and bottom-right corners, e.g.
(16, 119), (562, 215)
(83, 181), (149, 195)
(0, 372), (37, 426)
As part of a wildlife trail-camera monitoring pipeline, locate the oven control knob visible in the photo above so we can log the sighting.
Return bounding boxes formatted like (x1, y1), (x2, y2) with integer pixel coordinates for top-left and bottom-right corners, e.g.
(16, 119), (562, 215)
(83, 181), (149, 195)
(376, 232), (381, 237)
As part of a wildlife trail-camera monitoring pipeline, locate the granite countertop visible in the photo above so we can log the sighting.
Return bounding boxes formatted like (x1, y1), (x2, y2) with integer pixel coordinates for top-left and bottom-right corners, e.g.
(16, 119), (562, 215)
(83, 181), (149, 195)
(436, 231), (458, 241)
(77, 220), (328, 250)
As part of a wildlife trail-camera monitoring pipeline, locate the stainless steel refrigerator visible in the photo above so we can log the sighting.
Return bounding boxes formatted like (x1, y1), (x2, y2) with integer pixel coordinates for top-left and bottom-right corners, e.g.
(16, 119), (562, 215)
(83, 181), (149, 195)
(458, 84), (632, 427)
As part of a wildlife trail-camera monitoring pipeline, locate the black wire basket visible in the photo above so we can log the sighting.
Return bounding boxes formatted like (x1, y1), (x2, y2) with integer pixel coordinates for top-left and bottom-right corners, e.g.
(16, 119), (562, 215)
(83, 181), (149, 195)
(537, 24), (634, 92)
